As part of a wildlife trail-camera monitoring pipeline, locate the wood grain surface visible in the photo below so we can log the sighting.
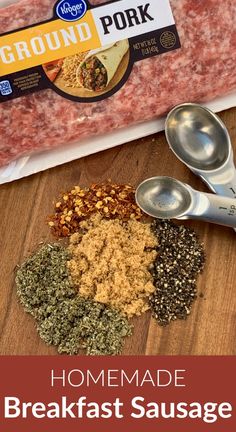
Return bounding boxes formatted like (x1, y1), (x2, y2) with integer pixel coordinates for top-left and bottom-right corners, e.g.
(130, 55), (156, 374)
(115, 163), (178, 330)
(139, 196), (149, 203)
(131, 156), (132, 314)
(0, 108), (236, 356)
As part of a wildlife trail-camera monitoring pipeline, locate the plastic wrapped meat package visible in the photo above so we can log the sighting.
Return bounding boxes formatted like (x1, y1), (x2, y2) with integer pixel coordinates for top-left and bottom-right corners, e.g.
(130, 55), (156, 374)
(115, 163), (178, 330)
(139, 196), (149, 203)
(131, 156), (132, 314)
(1, 0), (236, 183)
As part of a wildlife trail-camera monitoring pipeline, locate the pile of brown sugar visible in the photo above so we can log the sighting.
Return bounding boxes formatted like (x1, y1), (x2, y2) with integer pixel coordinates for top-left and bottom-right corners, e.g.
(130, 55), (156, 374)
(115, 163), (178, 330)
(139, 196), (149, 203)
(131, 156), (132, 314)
(67, 215), (158, 318)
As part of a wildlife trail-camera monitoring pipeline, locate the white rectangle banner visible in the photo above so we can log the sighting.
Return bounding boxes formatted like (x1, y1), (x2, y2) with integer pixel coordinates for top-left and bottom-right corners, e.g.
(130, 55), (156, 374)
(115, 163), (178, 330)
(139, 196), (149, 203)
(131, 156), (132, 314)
(92, 0), (175, 45)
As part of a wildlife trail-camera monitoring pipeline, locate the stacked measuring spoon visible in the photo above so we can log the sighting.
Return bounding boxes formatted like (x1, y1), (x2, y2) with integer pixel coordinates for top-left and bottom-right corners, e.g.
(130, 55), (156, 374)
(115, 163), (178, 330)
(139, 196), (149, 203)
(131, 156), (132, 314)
(136, 104), (236, 229)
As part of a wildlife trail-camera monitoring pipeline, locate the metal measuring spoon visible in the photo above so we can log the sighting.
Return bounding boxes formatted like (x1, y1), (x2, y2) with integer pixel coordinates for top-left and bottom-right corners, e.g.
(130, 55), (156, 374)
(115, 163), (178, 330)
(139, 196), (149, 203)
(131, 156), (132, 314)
(165, 103), (236, 198)
(136, 177), (236, 228)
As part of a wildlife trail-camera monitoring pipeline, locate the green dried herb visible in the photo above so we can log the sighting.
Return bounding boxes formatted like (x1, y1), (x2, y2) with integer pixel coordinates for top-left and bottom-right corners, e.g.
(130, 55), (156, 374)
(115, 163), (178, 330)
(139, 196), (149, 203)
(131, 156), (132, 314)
(16, 244), (74, 320)
(16, 244), (132, 355)
(38, 297), (132, 356)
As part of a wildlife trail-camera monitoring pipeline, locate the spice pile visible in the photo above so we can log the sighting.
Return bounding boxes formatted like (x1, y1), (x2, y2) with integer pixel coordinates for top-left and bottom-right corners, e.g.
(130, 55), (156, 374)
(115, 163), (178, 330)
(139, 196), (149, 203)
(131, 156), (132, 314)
(15, 182), (206, 356)
(150, 220), (205, 326)
(68, 215), (157, 317)
(16, 244), (132, 355)
(48, 183), (143, 237)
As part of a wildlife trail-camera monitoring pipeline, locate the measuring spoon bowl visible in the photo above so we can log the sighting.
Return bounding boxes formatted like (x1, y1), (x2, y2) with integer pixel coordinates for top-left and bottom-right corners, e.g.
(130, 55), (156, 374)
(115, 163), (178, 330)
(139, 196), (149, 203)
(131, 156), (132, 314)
(165, 103), (236, 201)
(165, 103), (231, 171)
(135, 176), (192, 219)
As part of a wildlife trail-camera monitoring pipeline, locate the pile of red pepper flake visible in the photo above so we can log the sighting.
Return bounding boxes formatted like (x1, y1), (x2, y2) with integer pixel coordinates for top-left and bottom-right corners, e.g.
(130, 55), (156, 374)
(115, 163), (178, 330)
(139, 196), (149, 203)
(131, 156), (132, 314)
(48, 183), (143, 238)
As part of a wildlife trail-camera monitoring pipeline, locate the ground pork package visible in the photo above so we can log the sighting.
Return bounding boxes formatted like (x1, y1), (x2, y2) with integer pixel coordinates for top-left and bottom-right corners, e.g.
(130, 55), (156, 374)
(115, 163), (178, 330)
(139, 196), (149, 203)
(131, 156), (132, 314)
(1, 0), (236, 183)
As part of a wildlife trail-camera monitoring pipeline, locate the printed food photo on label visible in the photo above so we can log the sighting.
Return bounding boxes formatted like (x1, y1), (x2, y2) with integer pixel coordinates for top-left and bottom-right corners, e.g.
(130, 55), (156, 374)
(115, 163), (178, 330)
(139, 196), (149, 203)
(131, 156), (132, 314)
(42, 59), (64, 82)
(46, 39), (131, 99)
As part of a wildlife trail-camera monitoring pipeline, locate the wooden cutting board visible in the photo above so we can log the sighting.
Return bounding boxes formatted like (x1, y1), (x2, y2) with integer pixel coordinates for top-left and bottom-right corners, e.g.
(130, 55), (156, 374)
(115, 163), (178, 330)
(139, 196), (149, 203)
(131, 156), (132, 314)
(0, 108), (235, 356)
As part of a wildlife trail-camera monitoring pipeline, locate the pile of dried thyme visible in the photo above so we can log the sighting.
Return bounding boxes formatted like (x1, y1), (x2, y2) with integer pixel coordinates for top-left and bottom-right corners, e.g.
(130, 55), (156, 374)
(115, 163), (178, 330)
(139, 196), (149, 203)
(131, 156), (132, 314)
(149, 220), (205, 326)
(16, 244), (74, 321)
(38, 298), (132, 356)
(16, 244), (132, 355)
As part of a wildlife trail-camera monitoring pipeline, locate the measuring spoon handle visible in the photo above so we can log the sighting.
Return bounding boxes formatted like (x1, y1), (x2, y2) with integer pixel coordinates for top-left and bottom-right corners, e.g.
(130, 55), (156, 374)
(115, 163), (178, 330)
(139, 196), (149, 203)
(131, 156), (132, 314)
(197, 193), (236, 228)
(210, 172), (236, 199)
(199, 162), (236, 199)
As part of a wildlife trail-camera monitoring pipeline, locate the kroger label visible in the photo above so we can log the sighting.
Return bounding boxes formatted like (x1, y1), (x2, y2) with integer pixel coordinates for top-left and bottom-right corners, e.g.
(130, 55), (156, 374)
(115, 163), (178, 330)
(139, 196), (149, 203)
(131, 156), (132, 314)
(56, 0), (87, 22)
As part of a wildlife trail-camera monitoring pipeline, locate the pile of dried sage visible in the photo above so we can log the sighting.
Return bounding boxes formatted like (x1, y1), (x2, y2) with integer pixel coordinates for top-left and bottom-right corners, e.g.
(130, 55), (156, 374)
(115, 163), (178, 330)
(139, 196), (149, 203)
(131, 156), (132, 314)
(16, 244), (132, 356)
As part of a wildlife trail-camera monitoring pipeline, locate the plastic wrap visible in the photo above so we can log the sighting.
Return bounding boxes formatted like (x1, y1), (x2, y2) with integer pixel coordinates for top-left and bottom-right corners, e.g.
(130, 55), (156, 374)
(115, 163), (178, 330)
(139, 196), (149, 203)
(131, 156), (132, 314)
(1, 0), (236, 183)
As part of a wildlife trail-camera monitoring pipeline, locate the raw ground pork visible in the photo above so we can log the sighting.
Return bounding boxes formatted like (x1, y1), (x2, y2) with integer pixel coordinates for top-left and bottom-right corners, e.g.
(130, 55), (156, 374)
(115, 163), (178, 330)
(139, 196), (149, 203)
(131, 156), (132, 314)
(0, 0), (236, 167)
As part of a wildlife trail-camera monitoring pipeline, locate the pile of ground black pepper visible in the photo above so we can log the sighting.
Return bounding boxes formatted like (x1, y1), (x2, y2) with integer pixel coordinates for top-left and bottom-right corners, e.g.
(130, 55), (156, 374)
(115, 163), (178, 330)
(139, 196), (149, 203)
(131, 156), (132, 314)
(149, 220), (205, 326)
(16, 244), (132, 355)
